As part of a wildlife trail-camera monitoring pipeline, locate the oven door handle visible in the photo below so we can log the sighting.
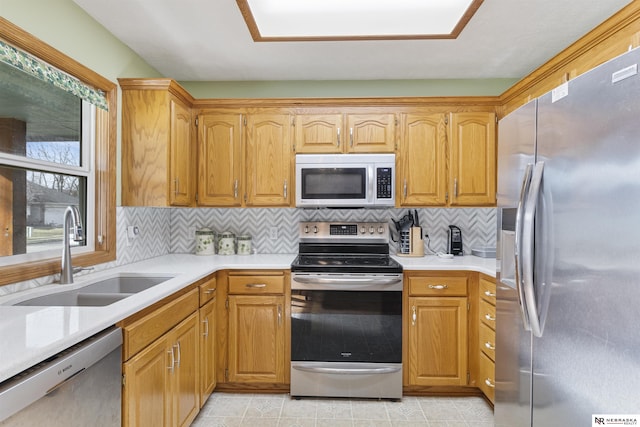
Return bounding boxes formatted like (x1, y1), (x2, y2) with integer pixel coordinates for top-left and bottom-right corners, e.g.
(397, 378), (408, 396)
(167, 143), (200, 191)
(292, 364), (402, 375)
(293, 277), (402, 286)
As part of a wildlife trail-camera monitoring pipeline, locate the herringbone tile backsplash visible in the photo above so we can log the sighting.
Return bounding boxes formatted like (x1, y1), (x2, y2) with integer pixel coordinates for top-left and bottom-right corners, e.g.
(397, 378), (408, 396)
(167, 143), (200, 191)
(169, 207), (496, 255)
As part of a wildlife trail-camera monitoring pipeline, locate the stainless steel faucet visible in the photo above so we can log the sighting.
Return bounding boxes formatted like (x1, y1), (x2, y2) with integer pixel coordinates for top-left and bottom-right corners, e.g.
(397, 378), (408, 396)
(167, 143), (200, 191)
(60, 206), (84, 284)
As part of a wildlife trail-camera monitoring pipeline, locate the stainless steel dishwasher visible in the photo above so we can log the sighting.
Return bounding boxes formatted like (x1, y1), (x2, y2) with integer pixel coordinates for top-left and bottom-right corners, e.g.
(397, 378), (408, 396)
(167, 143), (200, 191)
(0, 326), (122, 426)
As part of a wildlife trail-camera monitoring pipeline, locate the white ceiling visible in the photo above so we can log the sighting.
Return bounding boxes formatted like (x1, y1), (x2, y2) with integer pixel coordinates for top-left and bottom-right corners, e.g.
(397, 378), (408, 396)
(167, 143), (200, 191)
(73, 0), (632, 82)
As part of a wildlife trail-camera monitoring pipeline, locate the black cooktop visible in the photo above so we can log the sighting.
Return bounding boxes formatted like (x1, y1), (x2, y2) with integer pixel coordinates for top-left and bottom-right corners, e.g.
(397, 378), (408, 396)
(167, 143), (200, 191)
(291, 254), (403, 274)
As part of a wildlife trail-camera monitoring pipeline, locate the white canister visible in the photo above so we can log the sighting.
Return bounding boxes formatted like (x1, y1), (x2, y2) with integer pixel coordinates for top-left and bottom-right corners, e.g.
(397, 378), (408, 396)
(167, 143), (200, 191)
(195, 228), (215, 255)
(218, 231), (236, 255)
(237, 235), (252, 255)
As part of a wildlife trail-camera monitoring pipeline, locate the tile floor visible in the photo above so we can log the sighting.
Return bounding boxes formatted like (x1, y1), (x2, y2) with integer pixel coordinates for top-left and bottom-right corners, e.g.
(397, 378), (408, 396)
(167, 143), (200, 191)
(192, 393), (494, 427)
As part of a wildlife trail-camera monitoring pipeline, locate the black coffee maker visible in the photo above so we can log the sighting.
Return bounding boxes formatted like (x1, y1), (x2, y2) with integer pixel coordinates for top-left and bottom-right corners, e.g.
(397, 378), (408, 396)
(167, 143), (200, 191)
(447, 225), (463, 255)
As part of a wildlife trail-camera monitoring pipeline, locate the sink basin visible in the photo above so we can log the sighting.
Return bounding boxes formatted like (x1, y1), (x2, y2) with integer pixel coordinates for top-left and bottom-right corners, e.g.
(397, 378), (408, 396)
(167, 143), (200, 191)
(12, 274), (174, 307)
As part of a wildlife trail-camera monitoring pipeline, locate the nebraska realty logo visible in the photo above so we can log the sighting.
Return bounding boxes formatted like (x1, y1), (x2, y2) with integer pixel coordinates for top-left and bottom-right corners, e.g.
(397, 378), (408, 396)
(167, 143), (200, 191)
(593, 415), (639, 426)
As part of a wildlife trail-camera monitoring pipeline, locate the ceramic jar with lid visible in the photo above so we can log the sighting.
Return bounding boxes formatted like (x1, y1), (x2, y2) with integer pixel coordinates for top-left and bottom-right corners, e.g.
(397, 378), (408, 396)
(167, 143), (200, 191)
(237, 235), (252, 255)
(218, 231), (236, 255)
(195, 228), (215, 255)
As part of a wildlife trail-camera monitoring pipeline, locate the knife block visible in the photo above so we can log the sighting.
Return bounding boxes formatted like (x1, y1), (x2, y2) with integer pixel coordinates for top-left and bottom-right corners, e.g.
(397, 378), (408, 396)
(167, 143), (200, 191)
(398, 227), (424, 257)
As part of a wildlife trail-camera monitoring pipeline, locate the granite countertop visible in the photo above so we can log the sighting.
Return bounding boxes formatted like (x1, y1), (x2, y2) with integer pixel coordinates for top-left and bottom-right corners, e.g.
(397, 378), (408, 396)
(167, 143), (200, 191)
(0, 253), (495, 383)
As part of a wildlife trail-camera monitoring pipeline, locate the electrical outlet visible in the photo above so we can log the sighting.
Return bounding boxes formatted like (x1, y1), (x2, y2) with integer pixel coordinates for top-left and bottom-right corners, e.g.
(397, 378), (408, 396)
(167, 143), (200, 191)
(269, 227), (278, 240)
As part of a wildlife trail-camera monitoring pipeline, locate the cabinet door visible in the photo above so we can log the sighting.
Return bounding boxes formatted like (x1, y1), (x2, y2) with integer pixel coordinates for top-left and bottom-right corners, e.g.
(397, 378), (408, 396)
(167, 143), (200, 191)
(123, 334), (172, 427)
(294, 114), (343, 153)
(172, 312), (200, 427)
(228, 295), (285, 383)
(199, 298), (216, 405)
(197, 114), (243, 206)
(169, 98), (193, 206)
(408, 297), (468, 386)
(346, 113), (396, 153)
(245, 114), (292, 206)
(448, 112), (496, 206)
(399, 113), (447, 206)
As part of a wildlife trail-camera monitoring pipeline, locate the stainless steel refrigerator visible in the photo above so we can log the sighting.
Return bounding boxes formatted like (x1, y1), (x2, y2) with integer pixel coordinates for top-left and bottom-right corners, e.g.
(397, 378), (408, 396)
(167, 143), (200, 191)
(496, 47), (640, 426)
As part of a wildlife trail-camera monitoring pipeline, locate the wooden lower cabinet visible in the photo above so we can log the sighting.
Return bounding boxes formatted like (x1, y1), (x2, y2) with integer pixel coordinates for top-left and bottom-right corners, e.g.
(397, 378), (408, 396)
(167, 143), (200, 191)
(228, 294), (285, 383)
(199, 297), (217, 404)
(478, 274), (496, 403)
(404, 271), (469, 387)
(123, 311), (199, 427)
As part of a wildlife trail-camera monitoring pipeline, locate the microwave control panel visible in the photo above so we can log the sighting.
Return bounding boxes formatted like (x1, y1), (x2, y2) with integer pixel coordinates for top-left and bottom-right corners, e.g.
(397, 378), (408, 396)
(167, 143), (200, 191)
(376, 168), (393, 199)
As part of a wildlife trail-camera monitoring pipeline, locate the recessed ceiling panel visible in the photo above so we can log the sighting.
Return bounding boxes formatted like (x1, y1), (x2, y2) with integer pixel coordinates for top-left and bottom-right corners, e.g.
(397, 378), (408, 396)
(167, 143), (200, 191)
(237, 0), (483, 41)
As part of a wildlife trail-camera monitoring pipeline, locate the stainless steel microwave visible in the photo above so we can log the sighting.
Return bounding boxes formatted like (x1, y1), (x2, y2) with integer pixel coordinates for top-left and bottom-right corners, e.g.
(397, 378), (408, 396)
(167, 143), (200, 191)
(295, 153), (395, 208)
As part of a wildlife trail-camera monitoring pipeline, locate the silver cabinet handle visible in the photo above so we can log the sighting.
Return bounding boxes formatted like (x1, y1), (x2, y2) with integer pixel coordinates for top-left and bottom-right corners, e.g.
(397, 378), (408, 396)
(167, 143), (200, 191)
(403, 179), (407, 199)
(167, 349), (175, 374)
(204, 288), (216, 295)
(246, 283), (267, 288)
(411, 306), (417, 326)
(277, 304), (282, 326)
(515, 163), (533, 331)
(485, 313), (496, 322)
(522, 161), (545, 338)
(484, 341), (495, 351)
(350, 127), (354, 147)
(337, 127), (341, 147)
(428, 284), (449, 290)
(202, 318), (209, 338)
(453, 178), (458, 198)
(174, 341), (181, 368)
(234, 179), (239, 199)
(283, 179), (288, 198)
(484, 290), (496, 298)
(485, 378), (495, 388)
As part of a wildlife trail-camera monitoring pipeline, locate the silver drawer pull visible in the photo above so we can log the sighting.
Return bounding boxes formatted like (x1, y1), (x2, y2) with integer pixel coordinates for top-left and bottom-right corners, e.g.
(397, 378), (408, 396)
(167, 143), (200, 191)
(246, 283), (267, 288)
(485, 378), (495, 388)
(485, 313), (496, 322)
(484, 290), (496, 297)
(484, 341), (495, 351)
(428, 284), (449, 290)
(204, 288), (216, 294)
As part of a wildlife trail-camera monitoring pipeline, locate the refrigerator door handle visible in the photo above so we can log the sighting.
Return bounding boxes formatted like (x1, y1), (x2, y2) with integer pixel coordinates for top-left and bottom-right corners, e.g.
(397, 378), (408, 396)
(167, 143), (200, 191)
(522, 161), (545, 338)
(514, 163), (533, 331)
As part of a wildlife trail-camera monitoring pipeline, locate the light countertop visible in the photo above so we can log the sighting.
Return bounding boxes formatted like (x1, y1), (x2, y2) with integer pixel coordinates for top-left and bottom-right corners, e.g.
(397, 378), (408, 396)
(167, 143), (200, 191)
(0, 253), (495, 383)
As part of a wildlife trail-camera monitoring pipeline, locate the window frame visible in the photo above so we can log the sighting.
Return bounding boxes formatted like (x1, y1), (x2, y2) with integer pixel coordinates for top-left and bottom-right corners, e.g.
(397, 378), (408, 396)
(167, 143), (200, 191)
(0, 17), (116, 286)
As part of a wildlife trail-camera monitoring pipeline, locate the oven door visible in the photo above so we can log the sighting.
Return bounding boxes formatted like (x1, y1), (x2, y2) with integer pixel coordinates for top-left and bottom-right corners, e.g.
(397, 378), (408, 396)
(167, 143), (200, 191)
(290, 273), (403, 399)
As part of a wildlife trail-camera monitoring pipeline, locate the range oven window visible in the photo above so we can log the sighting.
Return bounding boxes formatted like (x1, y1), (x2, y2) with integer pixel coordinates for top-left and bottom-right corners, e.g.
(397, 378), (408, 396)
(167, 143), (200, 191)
(291, 290), (402, 363)
(300, 168), (366, 199)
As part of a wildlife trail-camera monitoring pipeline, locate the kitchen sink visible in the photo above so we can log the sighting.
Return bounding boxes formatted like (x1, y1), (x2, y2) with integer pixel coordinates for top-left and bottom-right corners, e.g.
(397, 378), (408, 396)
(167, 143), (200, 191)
(12, 274), (175, 307)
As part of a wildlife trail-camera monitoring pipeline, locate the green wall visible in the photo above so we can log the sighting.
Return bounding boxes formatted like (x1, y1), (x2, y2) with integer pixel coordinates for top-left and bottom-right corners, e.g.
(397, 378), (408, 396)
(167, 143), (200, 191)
(180, 78), (517, 99)
(0, 0), (517, 206)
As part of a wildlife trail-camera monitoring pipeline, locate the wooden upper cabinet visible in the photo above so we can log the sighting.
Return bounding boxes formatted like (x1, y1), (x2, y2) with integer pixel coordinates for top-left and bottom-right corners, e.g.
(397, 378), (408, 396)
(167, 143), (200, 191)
(245, 114), (292, 206)
(294, 114), (343, 153)
(197, 114), (243, 206)
(170, 99), (193, 206)
(448, 112), (496, 206)
(398, 113), (447, 206)
(120, 79), (194, 207)
(294, 113), (396, 153)
(346, 113), (396, 153)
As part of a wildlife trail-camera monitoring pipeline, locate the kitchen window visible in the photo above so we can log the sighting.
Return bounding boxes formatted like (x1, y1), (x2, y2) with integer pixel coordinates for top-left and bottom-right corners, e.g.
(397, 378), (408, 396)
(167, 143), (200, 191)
(0, 18), (116, 286)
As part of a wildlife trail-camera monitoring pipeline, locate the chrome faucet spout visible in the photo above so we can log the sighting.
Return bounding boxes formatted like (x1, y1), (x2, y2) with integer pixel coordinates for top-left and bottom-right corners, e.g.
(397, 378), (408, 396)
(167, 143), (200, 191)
(60, 206), (84, 284)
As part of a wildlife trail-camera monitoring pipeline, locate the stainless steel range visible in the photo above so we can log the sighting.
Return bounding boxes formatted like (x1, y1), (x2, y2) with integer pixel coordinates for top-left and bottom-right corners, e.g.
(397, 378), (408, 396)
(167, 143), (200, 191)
(290, 221), (403, 400)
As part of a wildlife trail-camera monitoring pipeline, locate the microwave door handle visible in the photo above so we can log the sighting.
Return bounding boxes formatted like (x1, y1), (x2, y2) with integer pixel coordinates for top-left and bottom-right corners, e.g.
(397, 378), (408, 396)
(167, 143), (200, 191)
(368, 166), (375, 203)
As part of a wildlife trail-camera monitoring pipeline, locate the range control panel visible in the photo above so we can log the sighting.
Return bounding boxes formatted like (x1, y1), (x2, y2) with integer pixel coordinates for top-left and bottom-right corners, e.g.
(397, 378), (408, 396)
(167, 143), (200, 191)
(299, 222), (389, 243)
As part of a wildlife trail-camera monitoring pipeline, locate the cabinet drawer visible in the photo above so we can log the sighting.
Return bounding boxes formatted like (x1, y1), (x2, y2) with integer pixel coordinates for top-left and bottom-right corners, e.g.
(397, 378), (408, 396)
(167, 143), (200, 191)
(479, 276), (496, 305)
(479, 322), (496, 361)
(478, 351), (495, 403)
(480, 299), (496, 330)
(122, 288), (199, 360)
(199, 276), (217, 305)
(229, 273), (285, 294)
(408, 275), (468, 296)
